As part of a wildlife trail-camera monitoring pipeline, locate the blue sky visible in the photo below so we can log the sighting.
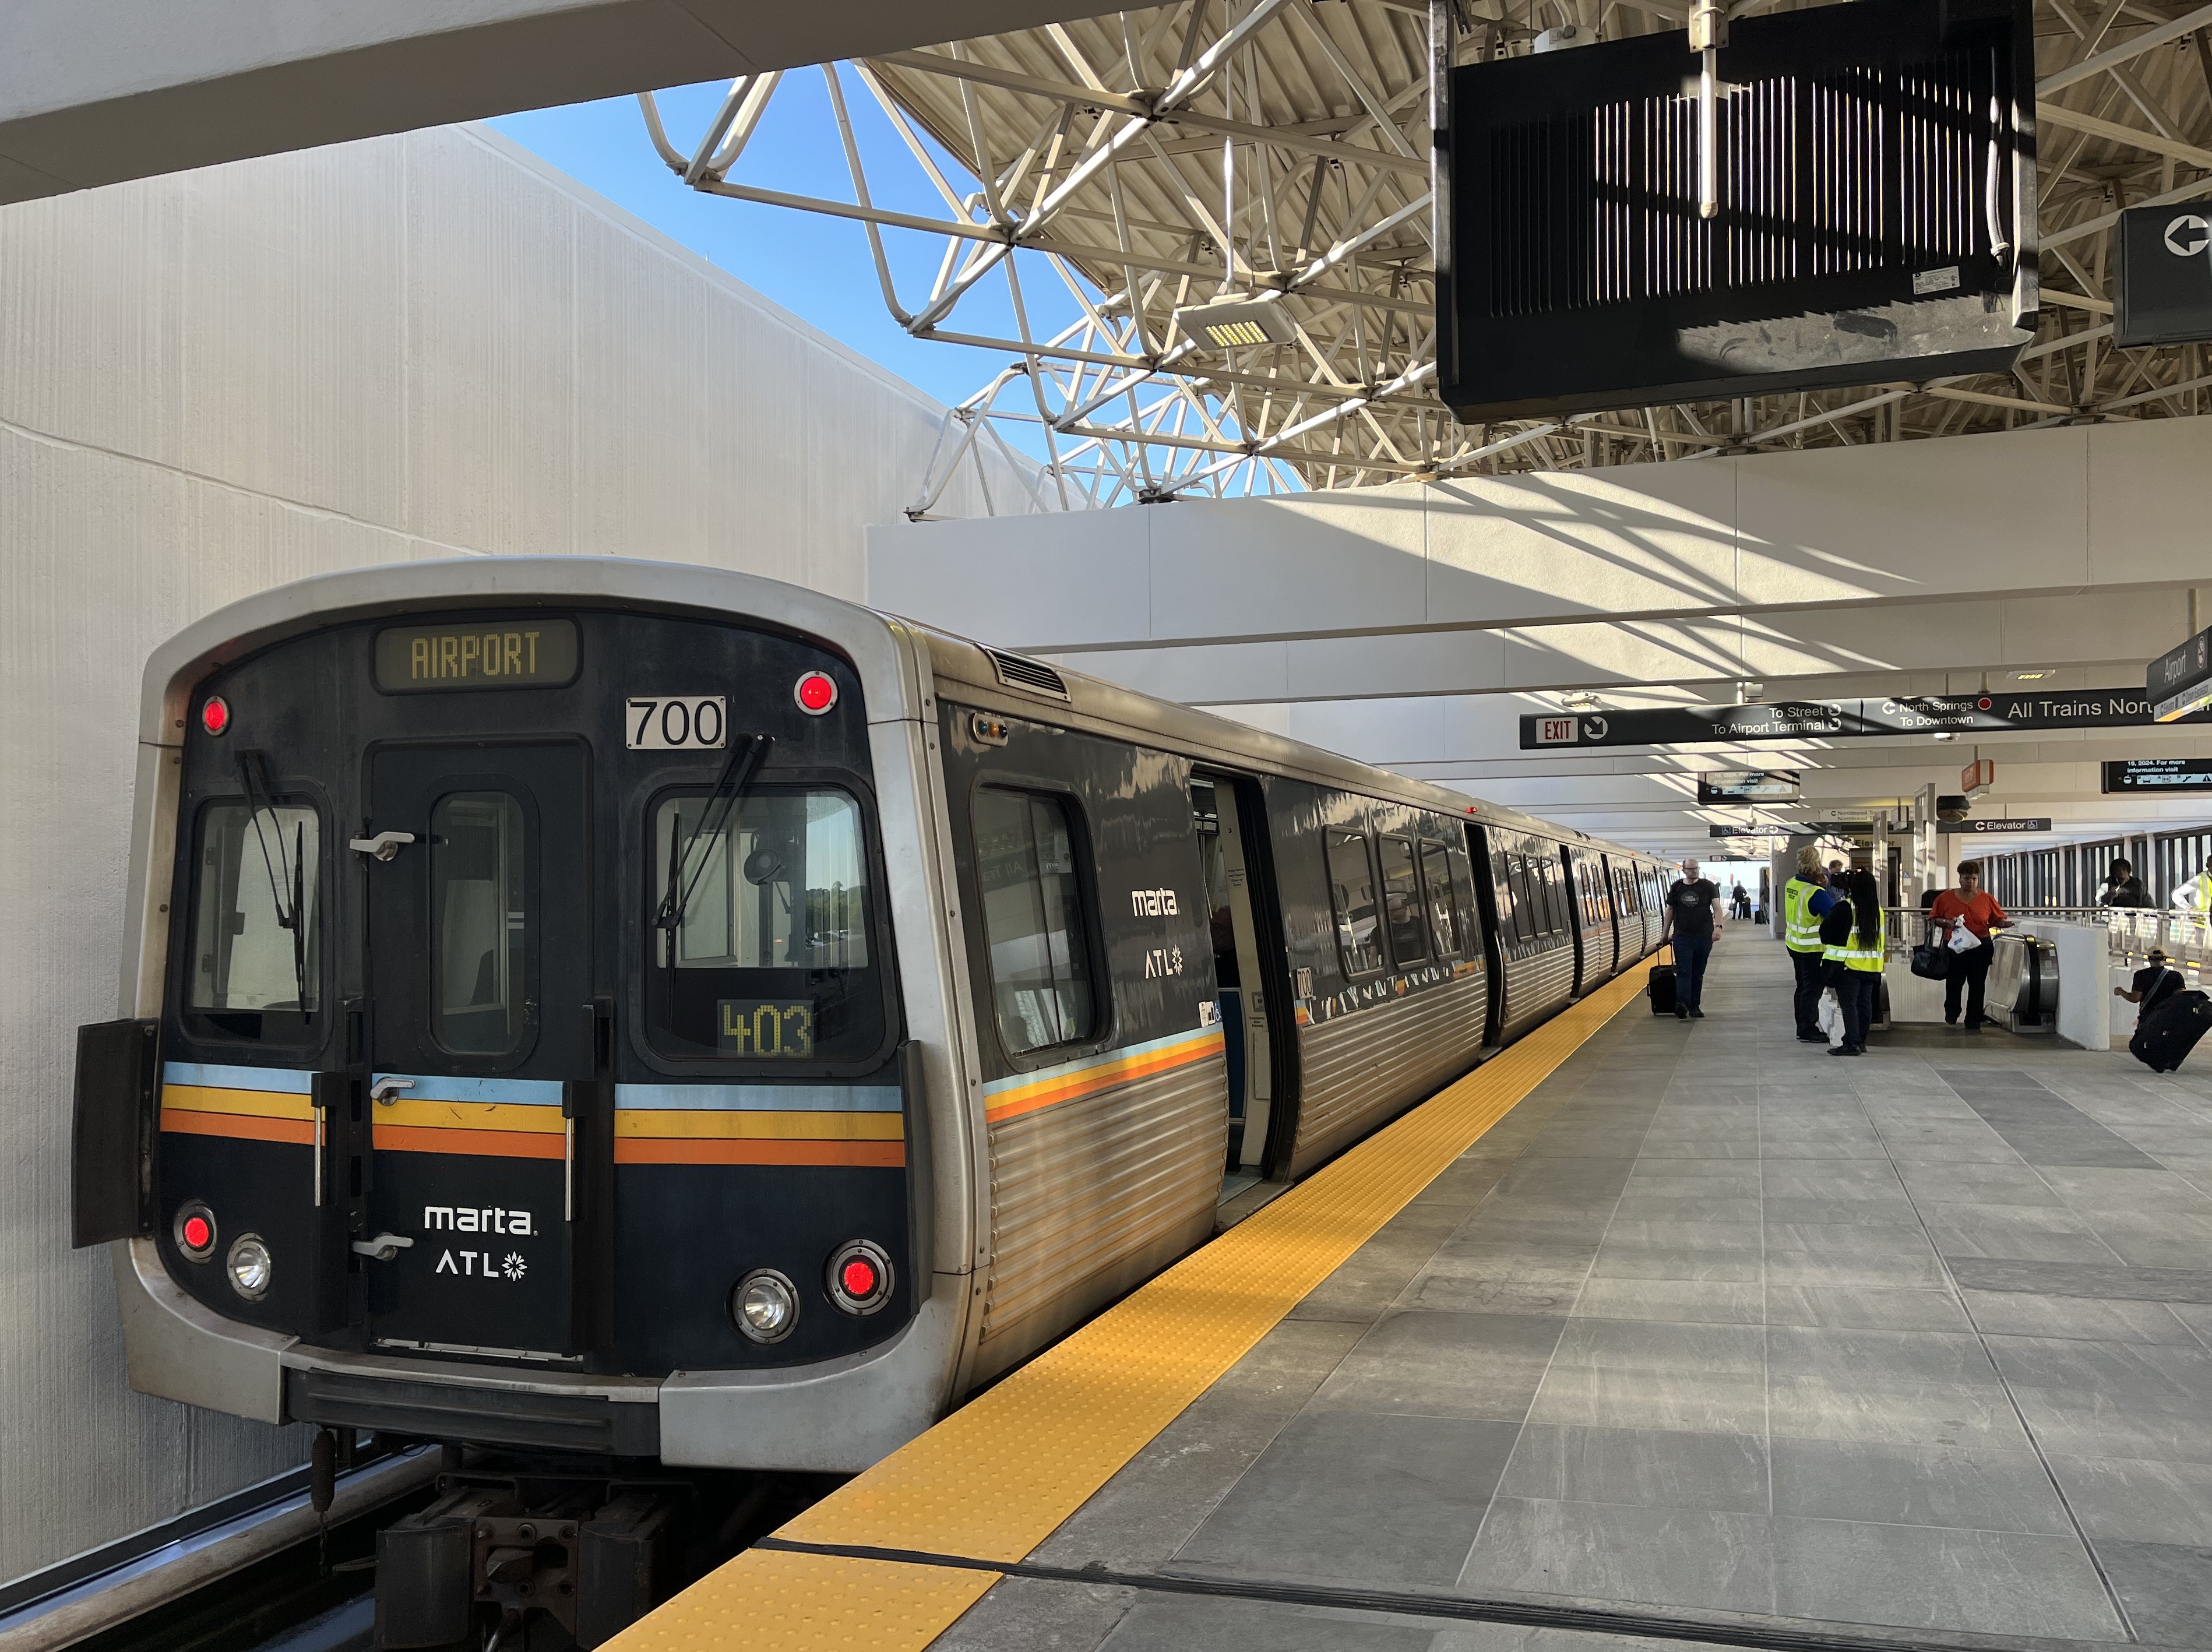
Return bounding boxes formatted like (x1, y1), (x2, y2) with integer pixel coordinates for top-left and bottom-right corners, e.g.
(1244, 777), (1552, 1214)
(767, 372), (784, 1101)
(489, 76), (1037, 421)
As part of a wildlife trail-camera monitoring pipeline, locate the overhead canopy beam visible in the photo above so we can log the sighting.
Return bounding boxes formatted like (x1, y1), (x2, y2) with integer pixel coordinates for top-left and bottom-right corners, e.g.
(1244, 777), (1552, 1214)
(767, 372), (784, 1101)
(0, 0), (1134, 204)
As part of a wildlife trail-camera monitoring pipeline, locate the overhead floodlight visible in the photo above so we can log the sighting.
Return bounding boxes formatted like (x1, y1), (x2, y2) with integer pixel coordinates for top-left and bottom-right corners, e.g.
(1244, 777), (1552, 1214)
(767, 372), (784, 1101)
(1174, 295), (1297, 352)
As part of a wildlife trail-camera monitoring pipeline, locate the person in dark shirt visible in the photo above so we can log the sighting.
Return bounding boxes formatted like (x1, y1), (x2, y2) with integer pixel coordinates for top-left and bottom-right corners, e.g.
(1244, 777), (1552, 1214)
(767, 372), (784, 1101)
(2098, 860), (2148, 908)
(2115, 948), (2185, 1022)
(1660, 857), (1723, 1022)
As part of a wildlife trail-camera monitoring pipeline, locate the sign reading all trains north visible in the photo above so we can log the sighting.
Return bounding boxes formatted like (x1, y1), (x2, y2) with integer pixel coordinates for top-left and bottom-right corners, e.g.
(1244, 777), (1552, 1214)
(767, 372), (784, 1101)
(374, 618), (580, 691)
(1521, 689), (2199, 749)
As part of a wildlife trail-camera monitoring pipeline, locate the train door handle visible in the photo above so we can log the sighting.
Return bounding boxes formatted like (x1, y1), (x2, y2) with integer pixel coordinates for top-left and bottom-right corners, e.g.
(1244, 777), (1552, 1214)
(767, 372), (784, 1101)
(351, 1233), (414, 1262)
(370, 1076), (414, 1107)
(347, 831), (416, 862)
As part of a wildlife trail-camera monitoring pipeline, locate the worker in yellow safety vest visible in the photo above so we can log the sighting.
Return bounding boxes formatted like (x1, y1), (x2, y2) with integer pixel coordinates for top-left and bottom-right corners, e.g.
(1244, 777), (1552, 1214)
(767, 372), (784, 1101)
(1819, 868), (1886, 1057)
(1783, 846), (1837, 1045)
(2174, 854), (2212, 914)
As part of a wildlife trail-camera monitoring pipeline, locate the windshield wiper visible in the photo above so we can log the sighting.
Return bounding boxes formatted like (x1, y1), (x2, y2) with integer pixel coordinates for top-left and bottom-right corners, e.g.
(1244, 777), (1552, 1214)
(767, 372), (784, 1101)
(235, 750), (312, 1015)
(656, 734), (773, 943)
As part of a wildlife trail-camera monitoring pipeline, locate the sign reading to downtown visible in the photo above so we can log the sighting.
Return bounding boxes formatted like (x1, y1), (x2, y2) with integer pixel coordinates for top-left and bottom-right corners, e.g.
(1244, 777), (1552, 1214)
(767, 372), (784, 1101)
(1521, 689), (2193, 749)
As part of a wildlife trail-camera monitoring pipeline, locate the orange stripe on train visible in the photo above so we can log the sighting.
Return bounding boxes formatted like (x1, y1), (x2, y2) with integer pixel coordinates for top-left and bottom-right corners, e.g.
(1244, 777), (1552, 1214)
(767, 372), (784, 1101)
(160, 1108), (315, 1147)
(984, 1033), (1223, 1126)
(612, 1139), (906, 1168)
(371, 1123), (566, 1160)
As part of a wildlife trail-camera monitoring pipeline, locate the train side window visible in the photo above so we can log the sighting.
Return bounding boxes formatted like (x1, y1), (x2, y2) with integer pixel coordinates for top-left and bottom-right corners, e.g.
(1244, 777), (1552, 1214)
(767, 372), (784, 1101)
(1541, 855), (1569, 934)
(1377, 836), (1426, 964)
(431, 792), (529, 1056)
(647, 787), (886, 1063)
(1505, 853), (1538, 941)
(184, 799), (322, 1041)
(1420, 843), (1461, 956)
(1447, 847), (1480, 949)
(973, 788), (1099, 1056)
(1326, 829), (1384, 976)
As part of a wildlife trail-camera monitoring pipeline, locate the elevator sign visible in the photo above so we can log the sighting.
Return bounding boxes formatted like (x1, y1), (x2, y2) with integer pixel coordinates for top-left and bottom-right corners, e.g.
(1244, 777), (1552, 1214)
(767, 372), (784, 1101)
(2115, 205), (2212, 348)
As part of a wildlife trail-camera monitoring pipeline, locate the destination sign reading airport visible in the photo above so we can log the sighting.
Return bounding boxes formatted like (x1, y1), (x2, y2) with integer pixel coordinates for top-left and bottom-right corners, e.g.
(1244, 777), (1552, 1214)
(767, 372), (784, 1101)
(1522, 689), (2195, 749)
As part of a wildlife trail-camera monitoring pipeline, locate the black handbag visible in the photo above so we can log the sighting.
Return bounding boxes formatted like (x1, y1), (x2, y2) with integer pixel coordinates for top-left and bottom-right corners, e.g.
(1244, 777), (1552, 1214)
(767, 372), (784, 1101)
(1910, 941), (1948, 980)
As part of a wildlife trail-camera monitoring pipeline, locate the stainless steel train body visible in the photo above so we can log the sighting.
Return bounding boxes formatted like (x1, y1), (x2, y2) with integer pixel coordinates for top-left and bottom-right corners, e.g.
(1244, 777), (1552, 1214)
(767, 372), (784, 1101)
(72, 559), (1668, 1480)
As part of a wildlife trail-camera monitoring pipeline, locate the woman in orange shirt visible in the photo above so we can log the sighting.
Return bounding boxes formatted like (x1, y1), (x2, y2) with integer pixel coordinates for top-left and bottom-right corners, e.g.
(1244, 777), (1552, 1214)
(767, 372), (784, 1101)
(1928, 860), (2011, 1031)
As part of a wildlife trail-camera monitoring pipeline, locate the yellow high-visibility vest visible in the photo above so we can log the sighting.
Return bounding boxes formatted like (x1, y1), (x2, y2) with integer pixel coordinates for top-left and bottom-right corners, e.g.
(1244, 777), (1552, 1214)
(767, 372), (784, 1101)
(1824, 908), (1886, 973)
(1784, 877), (1824, 953)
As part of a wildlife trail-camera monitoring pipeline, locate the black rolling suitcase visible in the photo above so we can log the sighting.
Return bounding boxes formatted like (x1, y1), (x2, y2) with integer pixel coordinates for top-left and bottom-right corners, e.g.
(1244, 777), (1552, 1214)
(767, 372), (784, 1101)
(1648, 963), (1677, 1016)
(2131, 989), (2212, 1074)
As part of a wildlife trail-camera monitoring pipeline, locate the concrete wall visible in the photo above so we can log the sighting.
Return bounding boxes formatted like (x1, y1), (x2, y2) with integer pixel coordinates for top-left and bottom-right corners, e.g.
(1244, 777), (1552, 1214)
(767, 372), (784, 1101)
(0, 122), (1009, 1585)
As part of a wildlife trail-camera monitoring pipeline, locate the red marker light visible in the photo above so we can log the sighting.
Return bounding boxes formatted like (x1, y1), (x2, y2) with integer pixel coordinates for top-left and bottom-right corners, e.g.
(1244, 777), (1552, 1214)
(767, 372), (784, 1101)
(794, 671), (838, 716)
(182, 1214), (211, 1251)
(200, 696), (231, 736)
(840, 1256), (879, 1299)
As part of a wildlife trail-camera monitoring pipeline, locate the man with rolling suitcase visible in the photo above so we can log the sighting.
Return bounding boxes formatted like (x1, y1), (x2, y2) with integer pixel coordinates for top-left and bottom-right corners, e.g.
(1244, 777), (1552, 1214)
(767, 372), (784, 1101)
(2132, 980), (2212, 1073)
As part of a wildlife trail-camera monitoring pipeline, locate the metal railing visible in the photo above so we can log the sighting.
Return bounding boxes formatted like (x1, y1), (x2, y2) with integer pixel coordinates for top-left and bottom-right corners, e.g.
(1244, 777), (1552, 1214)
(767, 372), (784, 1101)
(1885, 904), (2212, 985)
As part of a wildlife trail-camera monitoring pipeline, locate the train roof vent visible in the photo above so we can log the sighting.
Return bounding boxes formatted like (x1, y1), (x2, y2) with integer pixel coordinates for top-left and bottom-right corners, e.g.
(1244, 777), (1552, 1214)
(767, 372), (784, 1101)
(985, 649), (1070, 701)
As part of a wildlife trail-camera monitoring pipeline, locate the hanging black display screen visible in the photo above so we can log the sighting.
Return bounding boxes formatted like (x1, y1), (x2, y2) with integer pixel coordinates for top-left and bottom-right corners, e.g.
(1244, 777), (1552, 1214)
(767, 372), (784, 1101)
(2105, 758), (2212, 794)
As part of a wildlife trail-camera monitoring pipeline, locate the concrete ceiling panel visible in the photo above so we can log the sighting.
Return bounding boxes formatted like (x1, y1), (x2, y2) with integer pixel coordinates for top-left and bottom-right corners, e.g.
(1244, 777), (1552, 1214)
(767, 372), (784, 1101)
(1422, 461), (1740, 626)
(1144, 488), (1429, 646)
(1733, 425), (2093, 608)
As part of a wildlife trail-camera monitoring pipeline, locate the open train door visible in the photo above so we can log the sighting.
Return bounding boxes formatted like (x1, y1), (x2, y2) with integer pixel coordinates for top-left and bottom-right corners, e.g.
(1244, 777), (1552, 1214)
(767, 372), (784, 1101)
(1190, 773), (1298, 1183)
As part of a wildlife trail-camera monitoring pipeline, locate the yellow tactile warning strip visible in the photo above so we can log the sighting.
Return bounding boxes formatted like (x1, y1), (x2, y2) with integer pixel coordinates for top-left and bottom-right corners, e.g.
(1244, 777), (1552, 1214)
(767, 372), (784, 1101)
(607, 963), (1654, 1652)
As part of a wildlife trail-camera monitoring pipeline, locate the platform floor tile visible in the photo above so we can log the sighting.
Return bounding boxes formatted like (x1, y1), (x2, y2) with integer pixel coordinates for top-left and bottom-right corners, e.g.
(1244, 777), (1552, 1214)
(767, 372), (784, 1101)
(939, 938), (2212, 1651)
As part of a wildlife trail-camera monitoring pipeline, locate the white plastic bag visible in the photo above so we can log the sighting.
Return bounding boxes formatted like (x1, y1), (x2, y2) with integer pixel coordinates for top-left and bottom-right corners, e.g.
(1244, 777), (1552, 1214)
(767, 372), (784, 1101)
(1817, 987), (1843, 1046)
(1946, 919), (1980, 954)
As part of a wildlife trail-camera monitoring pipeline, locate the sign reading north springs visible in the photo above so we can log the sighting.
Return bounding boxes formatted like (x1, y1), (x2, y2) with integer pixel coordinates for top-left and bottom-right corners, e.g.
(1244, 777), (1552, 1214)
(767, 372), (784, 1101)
(1519, 689), (2196, 748)
(374, 618), (580, 692)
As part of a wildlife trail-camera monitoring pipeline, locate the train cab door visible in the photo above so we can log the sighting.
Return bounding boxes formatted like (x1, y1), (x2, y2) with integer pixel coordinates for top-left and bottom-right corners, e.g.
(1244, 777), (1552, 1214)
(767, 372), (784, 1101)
(356, 742), (605, 1359)
(1192, 774), (1290, 1183)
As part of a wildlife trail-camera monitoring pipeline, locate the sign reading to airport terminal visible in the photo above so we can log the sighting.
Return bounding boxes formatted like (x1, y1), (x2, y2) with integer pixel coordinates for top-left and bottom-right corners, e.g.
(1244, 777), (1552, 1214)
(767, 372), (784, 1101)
(2149, 626), (2212, 723)
(1520, 689), (2195, 749)
(1697, 769), (1801, 804)
(2105, 758), (2212, 794)
(1960, 818), (2053, 834)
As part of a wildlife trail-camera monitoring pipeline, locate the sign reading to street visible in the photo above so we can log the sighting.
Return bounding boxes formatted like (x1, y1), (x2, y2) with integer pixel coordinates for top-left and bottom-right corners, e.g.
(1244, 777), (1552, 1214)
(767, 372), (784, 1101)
(1520, 688), (2195, 748)
(2115, 203), (2212, 348)
(1960, 818), (2053, 834)
(2105, 758), (2212, 794)
(1697, 769), (1801, 804)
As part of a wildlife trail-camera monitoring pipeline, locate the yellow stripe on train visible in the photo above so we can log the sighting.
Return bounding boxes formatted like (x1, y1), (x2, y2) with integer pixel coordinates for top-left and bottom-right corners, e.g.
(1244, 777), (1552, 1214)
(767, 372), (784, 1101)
(615, 1110), (906, 1142)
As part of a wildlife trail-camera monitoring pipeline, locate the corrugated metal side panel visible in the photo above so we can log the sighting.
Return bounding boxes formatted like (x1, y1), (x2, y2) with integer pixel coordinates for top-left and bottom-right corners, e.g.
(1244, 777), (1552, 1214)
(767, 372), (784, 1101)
(1618, 909), (1653, 961)
(979, 1055), (1227, 1349)
(1291, 973), (1488, 1176)
(1501, 942), (1576, 1041)
(1579, 914), (1619, 991)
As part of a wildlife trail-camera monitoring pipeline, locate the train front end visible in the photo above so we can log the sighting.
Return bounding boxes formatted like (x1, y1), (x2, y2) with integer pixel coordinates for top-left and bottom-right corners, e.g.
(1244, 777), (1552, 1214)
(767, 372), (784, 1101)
(70, 559), (971, 1642)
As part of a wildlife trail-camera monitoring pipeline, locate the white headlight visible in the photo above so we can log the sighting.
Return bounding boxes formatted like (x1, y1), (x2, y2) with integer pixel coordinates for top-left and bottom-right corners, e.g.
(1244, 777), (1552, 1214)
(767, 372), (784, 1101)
(226, 1234), (272, 1300)
(731, 1269), (797, 1344)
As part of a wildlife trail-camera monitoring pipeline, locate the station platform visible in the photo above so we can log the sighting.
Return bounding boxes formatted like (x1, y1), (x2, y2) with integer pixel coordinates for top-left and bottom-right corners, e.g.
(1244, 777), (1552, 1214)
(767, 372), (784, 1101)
(615, 939), (2212, 1652)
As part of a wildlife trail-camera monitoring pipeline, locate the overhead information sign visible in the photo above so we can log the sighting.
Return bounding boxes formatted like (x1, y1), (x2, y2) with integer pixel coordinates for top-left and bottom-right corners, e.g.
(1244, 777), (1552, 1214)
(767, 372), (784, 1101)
(2105, 758), (2212, 794)
(2115, 205), (2212, 348)
(1960, 818), (2053, 834)
(1520, 689), (2193, 749)
(1697, 770), (1801, 804)
(2150, 628), (2212, 723)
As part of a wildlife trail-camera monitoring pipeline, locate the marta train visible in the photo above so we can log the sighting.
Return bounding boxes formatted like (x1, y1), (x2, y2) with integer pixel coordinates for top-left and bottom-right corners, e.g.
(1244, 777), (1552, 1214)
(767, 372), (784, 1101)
(71, 558), (1669, 1645)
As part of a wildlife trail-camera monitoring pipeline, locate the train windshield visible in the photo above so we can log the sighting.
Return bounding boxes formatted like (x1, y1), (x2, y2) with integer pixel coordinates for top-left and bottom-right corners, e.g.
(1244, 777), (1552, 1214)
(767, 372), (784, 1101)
(185, 801), (320, 1038)
(648, 788), (883, 1063)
